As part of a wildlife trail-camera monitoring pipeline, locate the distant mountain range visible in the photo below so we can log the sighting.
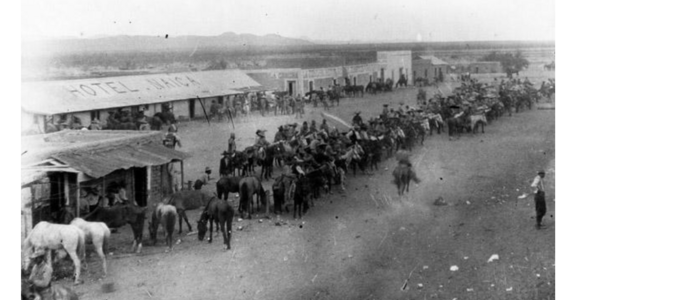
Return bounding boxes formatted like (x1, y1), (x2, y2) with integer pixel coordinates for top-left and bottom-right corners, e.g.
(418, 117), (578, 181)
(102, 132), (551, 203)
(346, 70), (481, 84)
(23, 32), (315, 56)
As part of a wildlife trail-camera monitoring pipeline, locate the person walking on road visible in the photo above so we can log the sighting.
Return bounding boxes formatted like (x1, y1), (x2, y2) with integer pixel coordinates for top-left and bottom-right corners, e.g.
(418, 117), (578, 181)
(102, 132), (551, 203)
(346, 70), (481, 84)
(531, 170), (547, 229)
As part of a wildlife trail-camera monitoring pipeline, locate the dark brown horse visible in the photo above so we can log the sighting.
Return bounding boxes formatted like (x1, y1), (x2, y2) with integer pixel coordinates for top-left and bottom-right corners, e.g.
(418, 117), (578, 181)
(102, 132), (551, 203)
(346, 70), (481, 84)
(162, 190), (209, 234)
(238, 176), (268, 219)
(197, 197), (234, 250)
(392, 165), (421, 196)
(216, 176), (242, 200)
(83, 203), (147, 253)
(260, 143), (284, 181)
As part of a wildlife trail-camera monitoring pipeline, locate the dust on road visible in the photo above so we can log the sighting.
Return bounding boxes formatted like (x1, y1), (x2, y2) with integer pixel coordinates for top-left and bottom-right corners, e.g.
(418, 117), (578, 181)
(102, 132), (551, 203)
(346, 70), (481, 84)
(67, 81), (555, 300)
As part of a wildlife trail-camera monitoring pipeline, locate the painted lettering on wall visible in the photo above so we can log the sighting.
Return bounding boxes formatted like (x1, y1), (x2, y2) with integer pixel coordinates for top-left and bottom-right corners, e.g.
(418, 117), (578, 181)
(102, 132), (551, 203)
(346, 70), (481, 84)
(64, 76), (200, 98)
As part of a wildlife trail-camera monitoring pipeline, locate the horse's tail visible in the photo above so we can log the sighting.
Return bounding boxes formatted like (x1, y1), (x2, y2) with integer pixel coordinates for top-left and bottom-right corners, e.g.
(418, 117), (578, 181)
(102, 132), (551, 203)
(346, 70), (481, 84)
(164, 209), (176, 236)
(216, 180), (223, 199)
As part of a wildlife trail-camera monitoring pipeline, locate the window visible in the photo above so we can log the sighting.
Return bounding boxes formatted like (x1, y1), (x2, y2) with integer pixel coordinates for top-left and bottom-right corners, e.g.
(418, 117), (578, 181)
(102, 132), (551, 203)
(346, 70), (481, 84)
(90, 111), (101, 121)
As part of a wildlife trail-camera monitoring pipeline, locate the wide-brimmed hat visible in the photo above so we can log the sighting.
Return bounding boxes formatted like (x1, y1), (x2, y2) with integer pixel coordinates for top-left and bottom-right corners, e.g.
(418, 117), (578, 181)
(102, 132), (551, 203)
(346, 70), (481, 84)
(538, 170), (546, 175)
(221, 151), (231, 156)
(205, 167), (211, 172)
(450, 105), (461, 109)
(354, 111), (361, 115)
(383, 104), (388, 107)
(256, 130), (266, 137)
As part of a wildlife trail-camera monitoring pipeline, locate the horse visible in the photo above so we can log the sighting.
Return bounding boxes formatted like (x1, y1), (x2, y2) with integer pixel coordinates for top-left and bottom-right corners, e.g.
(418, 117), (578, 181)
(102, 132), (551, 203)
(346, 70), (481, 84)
(272, 174), (296, 214)
(149, 203), (177, 252)
(242, 146), (258, 175)
(82, 203), (147, 253)
(23, 222), (86, 285)
(230, 151), (249, 176)
(162, 190), (209, 234)
(239, 176), (268, 219)
(426, 113), (444, 135)
(260, 143), (284, 181)
(446, 116), (466, 139)
(293, 177), (310, 219)
(304, 168), (327, 205)
(392, 165), (421, 196)
(69, 218), (110, 277)
(395, 76), (408, 88)
(469, 113), (487, 134)
(216, 176), (242, 201)
(197, 197), (234, 250)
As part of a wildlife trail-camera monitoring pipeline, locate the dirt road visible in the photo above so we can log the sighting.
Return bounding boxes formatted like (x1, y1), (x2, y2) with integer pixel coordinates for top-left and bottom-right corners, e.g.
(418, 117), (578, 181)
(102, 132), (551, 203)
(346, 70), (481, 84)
(66, 78), (555, 300)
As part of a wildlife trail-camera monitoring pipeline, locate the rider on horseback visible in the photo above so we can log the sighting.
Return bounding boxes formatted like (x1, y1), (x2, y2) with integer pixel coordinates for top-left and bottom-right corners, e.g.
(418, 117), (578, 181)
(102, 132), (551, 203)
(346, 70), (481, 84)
(254, 130), (270, 148)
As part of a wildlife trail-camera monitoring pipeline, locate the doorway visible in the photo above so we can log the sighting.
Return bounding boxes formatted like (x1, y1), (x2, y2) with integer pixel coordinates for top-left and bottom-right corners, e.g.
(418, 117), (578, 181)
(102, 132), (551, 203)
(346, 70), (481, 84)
(287, 80), (296, 96)
(188, 99), (196, 118)
(133, 167), (147, 207)
(353, 77), (357, 85)
(309, 81), (314, 92)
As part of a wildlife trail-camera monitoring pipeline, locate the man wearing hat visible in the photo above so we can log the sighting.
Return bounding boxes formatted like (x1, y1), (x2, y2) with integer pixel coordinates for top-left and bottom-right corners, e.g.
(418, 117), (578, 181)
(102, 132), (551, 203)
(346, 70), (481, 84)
(274, 126), (287, 143)
(27, 248), (54, 298)
(382, 104), (389, 119)
(531, 170), (547, 229)
(219, 151), (234, 177)
(194, 167), (213, 190)
(254, 130), (270, 148)
(352, 111), (363, 127)
(79, 187), (102, 214)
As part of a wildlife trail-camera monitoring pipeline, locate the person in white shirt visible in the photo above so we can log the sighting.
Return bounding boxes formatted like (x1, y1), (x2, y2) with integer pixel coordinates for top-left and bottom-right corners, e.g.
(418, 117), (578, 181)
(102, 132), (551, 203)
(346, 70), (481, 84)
(530, 170), (547, 229)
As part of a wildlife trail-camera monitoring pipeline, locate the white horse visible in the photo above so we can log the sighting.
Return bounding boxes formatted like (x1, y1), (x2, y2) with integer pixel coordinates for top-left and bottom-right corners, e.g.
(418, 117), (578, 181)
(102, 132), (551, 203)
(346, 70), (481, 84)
(23, 222), (86, 285)
(69, 218), (110, 277)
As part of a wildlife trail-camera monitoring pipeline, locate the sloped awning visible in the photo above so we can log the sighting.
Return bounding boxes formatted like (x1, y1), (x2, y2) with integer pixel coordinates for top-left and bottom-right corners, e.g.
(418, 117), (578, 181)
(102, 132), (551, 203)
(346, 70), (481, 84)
(51, 140), (190, 179)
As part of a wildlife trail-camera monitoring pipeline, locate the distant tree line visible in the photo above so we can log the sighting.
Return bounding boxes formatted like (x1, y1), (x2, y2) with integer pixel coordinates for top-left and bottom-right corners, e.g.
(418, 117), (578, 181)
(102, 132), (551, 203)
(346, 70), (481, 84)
(479, 50), (529, 78)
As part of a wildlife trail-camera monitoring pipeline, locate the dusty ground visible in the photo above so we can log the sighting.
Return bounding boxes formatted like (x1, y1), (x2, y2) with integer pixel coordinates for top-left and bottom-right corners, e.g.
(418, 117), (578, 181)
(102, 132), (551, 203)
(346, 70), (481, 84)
(61, 71), (555, 300)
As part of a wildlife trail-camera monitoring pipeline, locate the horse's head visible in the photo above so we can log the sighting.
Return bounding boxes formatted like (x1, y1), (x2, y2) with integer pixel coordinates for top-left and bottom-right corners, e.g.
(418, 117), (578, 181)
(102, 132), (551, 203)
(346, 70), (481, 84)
(197, 213), (209, 241)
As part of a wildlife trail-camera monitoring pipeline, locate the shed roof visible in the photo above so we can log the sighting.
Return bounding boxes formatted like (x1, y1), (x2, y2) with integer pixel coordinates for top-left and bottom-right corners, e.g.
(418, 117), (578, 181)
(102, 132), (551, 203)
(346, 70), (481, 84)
(22, 70), (261, 115)
(22, 130), (190, 181)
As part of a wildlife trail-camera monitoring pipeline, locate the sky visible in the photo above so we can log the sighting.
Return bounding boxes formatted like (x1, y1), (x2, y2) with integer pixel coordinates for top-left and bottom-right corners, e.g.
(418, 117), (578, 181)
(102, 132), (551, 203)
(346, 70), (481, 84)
(22, 0), (554, 42)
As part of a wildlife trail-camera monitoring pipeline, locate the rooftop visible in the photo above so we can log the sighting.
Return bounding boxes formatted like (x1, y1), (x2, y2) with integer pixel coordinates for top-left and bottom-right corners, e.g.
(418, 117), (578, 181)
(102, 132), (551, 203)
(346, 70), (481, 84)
(22, 69), (262, 115)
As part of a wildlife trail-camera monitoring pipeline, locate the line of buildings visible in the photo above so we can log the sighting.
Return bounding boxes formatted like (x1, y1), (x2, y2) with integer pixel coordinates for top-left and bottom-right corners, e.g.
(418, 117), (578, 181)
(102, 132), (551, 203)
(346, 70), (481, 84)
(21, 51), (505, 135)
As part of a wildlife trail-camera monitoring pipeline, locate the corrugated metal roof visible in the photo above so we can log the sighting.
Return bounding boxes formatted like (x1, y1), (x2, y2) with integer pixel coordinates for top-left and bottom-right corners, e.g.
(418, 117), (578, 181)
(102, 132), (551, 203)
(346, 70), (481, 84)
(22, 70), (261, 115)
(418, 56), (449, 66)
(52, 140), (190, 178)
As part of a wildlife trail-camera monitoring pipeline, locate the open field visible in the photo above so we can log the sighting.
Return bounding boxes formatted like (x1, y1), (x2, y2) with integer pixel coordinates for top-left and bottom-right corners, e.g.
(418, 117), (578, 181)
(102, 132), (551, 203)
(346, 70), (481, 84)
(58, 72), (555, 300)
(22, 41), (554, 81)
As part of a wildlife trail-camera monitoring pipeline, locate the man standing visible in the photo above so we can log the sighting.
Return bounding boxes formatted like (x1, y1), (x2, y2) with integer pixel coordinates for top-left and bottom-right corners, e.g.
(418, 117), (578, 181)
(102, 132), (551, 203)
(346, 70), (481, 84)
(531, 170), (547, 229)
